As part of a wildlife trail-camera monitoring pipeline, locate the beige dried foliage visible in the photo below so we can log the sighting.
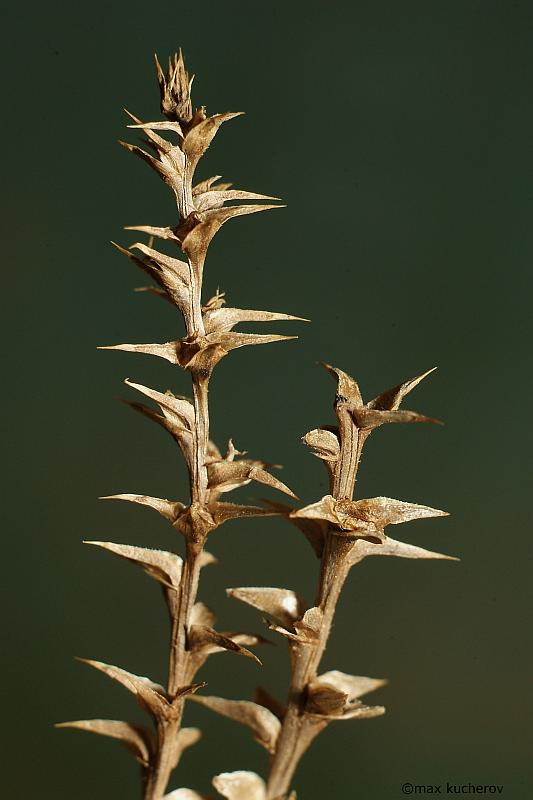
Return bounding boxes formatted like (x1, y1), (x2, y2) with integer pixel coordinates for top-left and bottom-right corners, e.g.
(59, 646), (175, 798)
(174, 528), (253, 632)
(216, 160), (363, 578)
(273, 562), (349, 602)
(189, 695), (281, 753)
(58, 47), (455, 800)
(55, 719), (153, 766)
(212, 771), (267, 800)
(85, 540), (184, 590)
(215, 364), (455, 799)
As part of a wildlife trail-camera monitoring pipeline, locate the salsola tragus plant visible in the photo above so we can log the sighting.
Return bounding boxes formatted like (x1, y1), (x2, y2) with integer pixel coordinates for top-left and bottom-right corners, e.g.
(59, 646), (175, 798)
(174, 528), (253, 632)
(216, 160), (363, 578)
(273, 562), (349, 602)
(57, 50), (456, 800)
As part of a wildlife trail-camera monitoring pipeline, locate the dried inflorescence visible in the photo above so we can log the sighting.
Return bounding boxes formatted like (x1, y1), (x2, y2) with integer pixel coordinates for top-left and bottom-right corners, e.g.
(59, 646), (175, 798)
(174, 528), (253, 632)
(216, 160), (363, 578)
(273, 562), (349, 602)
(205, 363), (456, 799)
(58, 49), (456, 800)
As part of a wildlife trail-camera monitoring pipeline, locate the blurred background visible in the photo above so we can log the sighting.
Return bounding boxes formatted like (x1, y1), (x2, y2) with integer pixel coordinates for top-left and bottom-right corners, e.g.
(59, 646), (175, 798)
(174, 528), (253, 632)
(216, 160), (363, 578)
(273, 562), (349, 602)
(3, 1), (532, 797)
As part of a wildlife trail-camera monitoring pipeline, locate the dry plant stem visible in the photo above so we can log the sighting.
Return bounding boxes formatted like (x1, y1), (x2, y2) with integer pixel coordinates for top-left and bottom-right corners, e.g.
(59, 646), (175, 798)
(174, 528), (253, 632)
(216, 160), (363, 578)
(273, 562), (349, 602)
(146, 339), (210, 794)
(266, 415), (360, 799)
(144, 723), (180, 800)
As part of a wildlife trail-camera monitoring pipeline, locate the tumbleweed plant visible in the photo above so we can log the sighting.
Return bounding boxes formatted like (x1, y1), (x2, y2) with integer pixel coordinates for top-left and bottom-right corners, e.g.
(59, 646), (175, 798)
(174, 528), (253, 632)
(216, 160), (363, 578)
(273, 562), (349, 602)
(58, 50), (456, 800)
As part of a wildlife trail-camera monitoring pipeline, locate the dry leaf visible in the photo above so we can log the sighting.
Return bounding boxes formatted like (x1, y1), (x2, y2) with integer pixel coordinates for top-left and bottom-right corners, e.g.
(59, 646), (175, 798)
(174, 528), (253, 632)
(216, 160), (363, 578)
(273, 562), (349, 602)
(178, 204), (283, 274)
(55, 719), (152, 766)
(189, 695), (281, 752)
(212, 771), (266, 800)
(124, 380), (195, 429)
(123, 380), (195, 470)
(111, 240), (191, 311)
(322, 362), (441, 430)
(227, 587), (307, 628)
(84, 541), (183, 590)
(100, 493), (184, 523)
(367, 368), (437, 411)
(188, 625), (261, 664)
(203, 307), (307, 335)
(182, 112), (244, 172)
(194, 188), (279, 213)
(306, 671), (386, 721)
(208, 461), (297, 499)
(78, 659), (170, 719)
(349, 536), (458, 564)
(302, 428), (340, 462)
(292, 494), (447, 542)
(314, 671), (387, 701)
(208, 501), (281, 527)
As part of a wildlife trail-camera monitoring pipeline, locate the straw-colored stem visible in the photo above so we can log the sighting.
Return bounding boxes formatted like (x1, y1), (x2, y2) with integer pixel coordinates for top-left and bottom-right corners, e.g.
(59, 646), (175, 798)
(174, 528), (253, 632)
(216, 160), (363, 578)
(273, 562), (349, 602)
(144, 241), (211, 800)
(266, 408), (362, 799)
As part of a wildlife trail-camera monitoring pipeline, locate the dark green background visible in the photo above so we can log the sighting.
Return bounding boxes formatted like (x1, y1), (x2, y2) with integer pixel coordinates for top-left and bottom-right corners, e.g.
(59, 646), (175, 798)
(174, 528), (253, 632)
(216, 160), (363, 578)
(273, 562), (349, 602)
(3, 1), (532, 797)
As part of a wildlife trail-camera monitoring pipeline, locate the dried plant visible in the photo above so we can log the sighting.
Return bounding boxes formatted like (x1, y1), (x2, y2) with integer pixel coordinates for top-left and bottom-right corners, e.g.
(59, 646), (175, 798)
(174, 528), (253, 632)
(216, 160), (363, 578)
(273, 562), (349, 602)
(57, 50), (456, 800)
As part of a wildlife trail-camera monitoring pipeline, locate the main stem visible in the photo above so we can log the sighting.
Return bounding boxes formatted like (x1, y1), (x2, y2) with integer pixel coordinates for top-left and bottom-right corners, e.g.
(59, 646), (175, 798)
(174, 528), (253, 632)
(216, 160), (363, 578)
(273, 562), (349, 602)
(144, 257), (210, 800)
(266, 408), (363, 799)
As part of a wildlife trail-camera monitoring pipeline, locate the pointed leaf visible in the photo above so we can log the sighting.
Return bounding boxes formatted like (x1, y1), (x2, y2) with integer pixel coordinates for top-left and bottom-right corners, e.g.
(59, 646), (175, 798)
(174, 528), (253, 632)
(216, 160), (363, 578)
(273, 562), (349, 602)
(314, 671), (387, 701)
(78, 659), (170, 719)
(100, 341), (180, 364)
(292, 495), (446, 540)
(125, 224), (179, 242)
(130, 242), (190, 285)
(227, 587), (306, 628)
(188, 625), (261, 664)
(209, 501), (280, 527)
(204, 307), (307, 335)
(302, 429), (340, 462)
(119, 140), (172, 181)
(208, 461), (297, 499)
(125, 379), (195, 429)
(351, 407), (442, 429)
(182, 112), (244, 169)
(179, 204), (283, 267)
(351, 497), (449, 527)
(321, 363), (363, 407)
(127, 119), (184, 136)
(100, 493), (184, 523)
(194, 188), (280, 213)
(192, 175), (223, 194)
(112, 240), (190, 310)
(190, 695), (280, 752)
(337, 704), (386, 720)
(350, 536), (458, 563)
(124, 108), (181, 147)
(123, 400), (194, 471)
(368, 367), (437, 411)
(212, 771), (266, 800)
(215, 331), (298, 352)
(84, 541), (183, 590)
(55, 719), (152, 765)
